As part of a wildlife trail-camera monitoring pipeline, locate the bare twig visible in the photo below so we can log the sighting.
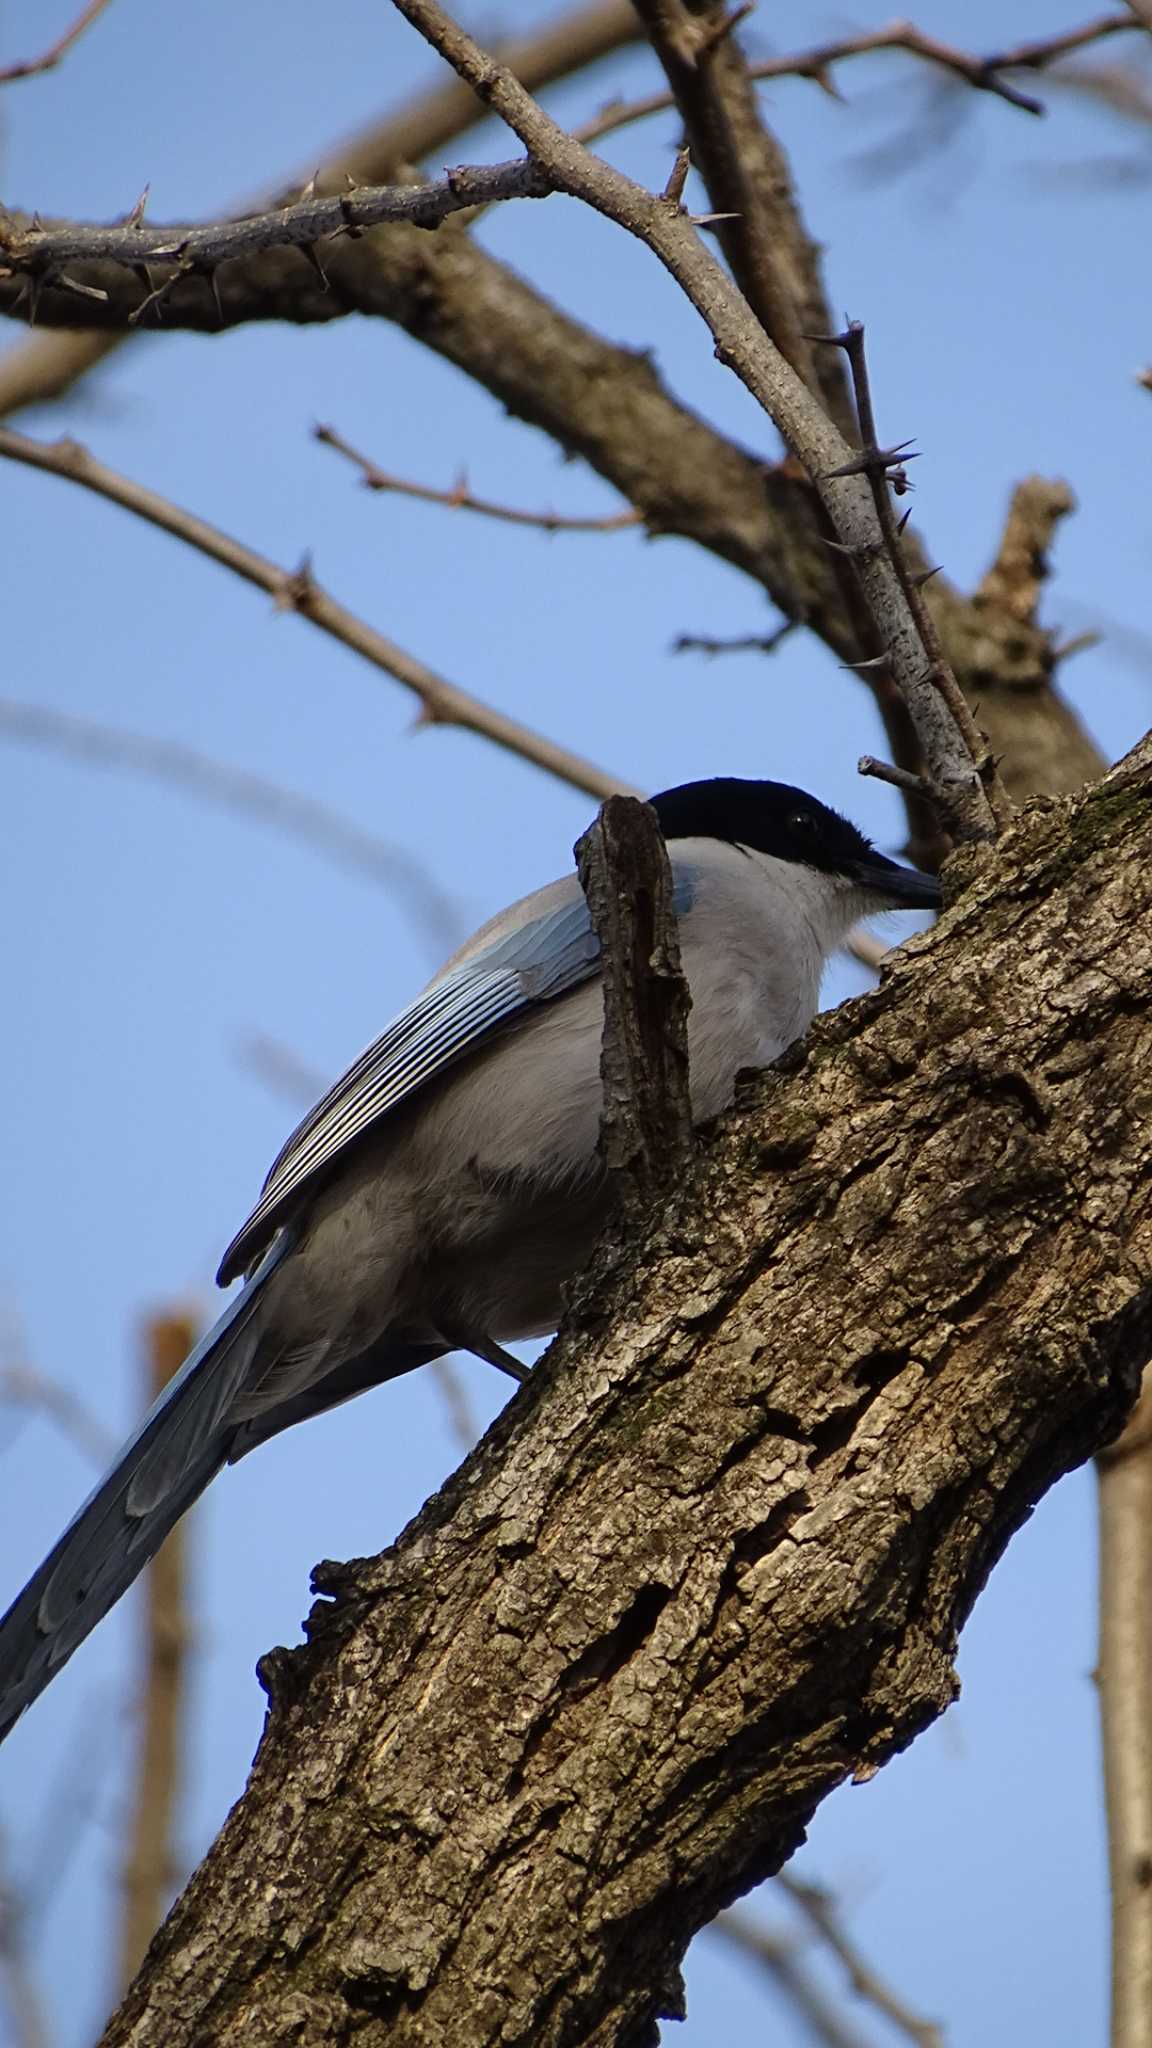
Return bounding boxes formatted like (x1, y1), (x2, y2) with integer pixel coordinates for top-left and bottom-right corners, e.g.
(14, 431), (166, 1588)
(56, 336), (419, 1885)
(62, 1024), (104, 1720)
(777, 1873), (944, 2048)
(1097, 1373), (1152, 2048)
(711, 1907), (876, 2048)
(0, 1826), (49, 2048)
(387, 0), (997, 843)
(118, 1316), (196, 1993)
(672, 622), (797, 657)
(574, 13), (1139, 144)
(0, 0), (114, 85)
(575, 796), (693, 1201)
(858, 756), (935, 805)
(0, 160), (552, 301)
(0, 426), (629, 805)
(0, 696), (462, 955)
(314, 422), (642, 533)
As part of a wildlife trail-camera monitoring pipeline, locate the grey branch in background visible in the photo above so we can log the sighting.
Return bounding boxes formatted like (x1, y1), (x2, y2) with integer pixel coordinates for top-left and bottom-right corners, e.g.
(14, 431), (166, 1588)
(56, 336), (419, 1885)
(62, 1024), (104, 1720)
(574, 12), (1140, 145)
(0, 697), (463, 959)
(778, 1874), (944, 2048)
(711, 1907), (877, 2048)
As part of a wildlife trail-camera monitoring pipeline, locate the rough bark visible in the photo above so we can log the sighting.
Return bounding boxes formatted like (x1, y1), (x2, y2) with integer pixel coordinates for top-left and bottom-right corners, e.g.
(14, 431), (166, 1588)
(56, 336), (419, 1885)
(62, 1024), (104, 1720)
(101, 741), (1152, 2048)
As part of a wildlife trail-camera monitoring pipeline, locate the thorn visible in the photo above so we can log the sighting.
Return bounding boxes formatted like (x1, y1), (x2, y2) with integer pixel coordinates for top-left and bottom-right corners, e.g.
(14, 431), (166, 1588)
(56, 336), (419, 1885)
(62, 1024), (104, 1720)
(411, 699), (446, 731)
(661, 145), (692, 208)
(122, 183), (150, 229)
(274, 554), (316, 612)
(690, 210), (741, 227)
(298, 240), (330, 288)
(910, 563), (942, 588)
(896, 508), (913, 534)
(820, 534), (882, 561)
(801, 328), (853, 350)
(823, 441), (920, 482)
(840, 651), (892, 672)
(811, 63), (844, 102)
(14, 272), (43, 324)
(54, 272), (108, 302)
(695, 2), (755, 61)
(298, 169), (321, 204)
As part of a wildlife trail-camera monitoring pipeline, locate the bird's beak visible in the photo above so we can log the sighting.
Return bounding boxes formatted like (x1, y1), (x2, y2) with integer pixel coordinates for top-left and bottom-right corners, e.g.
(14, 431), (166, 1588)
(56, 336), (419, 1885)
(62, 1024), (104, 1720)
(849, 858), (942, 910)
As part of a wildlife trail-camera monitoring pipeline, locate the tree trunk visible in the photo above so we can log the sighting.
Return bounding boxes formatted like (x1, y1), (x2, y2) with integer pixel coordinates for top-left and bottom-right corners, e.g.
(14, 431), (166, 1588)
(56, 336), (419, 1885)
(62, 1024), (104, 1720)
(102, 746), (1152, 2048)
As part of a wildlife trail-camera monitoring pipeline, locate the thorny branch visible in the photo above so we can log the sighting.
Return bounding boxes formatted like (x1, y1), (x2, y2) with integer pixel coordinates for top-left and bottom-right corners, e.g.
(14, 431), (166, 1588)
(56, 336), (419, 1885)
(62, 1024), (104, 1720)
(574, 10), (1141, 143)
(0, 0), (643, 412)
(0, 426), (629, 805)
(313, 422), (643, 533)
(0, 160), (552, 310)
(387, 0), (999, 842)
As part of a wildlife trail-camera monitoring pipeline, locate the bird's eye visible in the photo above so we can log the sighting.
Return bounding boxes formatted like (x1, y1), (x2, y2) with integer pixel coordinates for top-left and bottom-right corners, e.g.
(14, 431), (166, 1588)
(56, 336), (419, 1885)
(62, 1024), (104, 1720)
(787, 809), (818, 833)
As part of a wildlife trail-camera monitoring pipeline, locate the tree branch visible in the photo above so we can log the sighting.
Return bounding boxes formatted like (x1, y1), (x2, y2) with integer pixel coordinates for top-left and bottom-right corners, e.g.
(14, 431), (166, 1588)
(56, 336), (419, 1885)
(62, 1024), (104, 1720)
(0, 159), (552, 307)
(575, 795), (693, 1200)
(0, 426), (631, 804)
(0, 0), (642, 411)
(0, 0), (114, 86)
(99, 739), (1152, 2047)
(1097, 1376), (1152, 2048)
(313, 422), (642, 533)
(710, 1907), (875, 2048)
(777, 1873), (943, 2048)
(388, 0), (998, 840)
(118, 1316), (196, 1993)
(575, 12), (1140, 142)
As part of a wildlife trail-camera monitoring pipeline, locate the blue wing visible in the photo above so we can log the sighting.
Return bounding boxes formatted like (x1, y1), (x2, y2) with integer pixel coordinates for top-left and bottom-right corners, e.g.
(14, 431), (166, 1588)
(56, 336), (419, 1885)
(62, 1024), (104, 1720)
(218, 870), (696, 1286)
(220, 892), (594, 1283)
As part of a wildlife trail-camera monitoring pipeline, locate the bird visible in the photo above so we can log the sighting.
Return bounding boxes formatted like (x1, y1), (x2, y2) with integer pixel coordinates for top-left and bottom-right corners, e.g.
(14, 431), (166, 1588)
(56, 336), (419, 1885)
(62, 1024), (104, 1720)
(0, 776), (940, 1743)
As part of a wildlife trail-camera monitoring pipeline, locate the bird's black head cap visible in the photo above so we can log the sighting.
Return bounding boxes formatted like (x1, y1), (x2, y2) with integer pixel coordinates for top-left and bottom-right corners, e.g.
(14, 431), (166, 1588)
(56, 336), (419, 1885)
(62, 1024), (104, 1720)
(647, 776), (941, 907)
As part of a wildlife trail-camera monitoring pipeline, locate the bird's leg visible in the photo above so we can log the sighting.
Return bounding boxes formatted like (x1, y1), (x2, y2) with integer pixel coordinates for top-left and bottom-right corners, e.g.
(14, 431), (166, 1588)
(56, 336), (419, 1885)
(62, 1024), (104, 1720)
(436, 1323), (531, 1385)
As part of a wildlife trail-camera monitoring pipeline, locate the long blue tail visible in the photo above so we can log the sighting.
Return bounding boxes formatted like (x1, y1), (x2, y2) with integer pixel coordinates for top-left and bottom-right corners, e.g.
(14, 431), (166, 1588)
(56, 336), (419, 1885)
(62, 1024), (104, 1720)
(0, 1236), (291, 1745)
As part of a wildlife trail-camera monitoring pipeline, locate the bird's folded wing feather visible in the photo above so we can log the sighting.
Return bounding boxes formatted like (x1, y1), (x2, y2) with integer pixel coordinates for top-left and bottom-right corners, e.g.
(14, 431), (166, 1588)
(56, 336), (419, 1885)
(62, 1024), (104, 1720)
(216, 892), (607, 1284)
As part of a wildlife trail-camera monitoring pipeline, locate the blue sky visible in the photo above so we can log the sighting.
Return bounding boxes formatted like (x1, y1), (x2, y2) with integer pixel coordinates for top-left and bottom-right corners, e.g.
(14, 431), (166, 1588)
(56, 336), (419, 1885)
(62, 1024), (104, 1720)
(1, 0), (1149, 2041)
